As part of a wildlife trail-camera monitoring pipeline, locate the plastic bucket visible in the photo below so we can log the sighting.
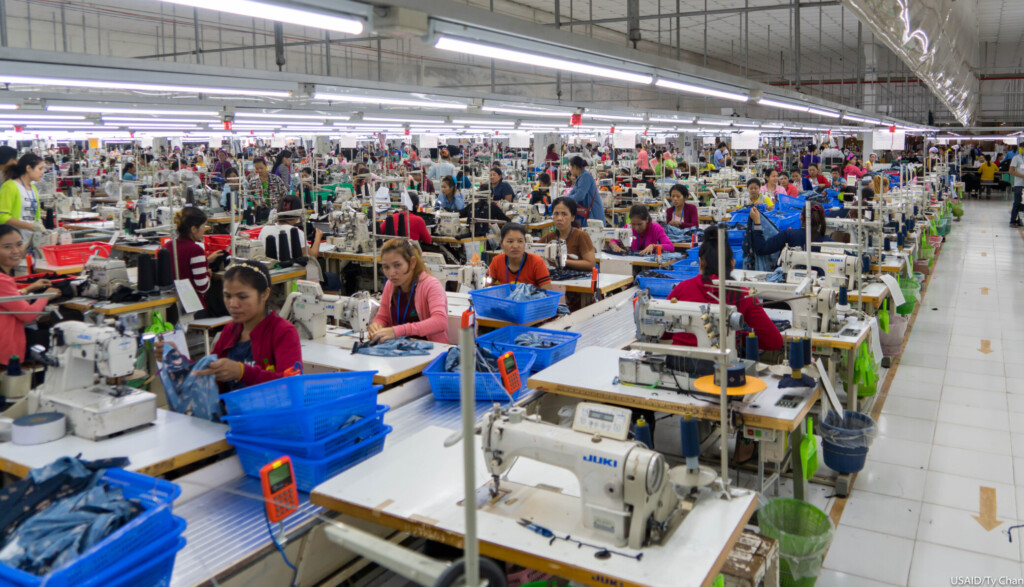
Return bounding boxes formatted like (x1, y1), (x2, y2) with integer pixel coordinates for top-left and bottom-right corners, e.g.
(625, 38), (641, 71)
(879, 314), (909, 357)
(896, 278), (920, 315)
(758, 498), (834, 587)
(820, 410), (877, 474)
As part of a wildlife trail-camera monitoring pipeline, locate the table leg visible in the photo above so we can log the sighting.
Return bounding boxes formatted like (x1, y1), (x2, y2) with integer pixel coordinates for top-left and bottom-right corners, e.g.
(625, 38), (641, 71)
(845, 347), (858, 413)
(757, 443), (765, 493)
(791, 420), (807, 501)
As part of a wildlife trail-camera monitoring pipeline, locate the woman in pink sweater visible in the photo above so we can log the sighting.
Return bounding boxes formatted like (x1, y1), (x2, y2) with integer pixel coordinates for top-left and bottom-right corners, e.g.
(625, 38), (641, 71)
(369, 239), (449, 344)
(0, 225), (59, 367)
(608, 204), (675, 254)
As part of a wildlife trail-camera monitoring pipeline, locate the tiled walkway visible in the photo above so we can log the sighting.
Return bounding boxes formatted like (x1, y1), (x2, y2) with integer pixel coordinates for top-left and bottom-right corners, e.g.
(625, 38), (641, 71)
(821, 199), (1024, 585)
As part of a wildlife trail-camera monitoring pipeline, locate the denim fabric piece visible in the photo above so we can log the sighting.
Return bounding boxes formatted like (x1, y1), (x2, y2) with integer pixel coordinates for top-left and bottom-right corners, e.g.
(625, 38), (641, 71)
(548, 269), (590, 281)
(513, 332), (557, 348)
(354, 337), (434, 357)
(742, 213), (781, 272)
(507, 283), (548, 302)
(28, 457), (93, 485)
(602, 250), (684, 262)
(556, 304), (571, 317)
(663, 225), (700, 243)
(444, 345), (501, 373)
(765, 267), (787, 283)
(0, 483), (142, 575)
(159, 345), (223, 422)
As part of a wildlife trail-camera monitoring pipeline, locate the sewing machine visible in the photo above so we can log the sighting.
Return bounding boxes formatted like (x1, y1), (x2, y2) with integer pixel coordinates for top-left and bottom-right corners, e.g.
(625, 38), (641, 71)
(778, 247), (861, 290)
(525, 239), (567, 270)
(481, 404), (680, 550)
(79, 256), (132, 299)
(422, 253), (488, 291)
(583, 219), (633, 252)
(499, 201), (546, 225)
(280, 280), (378, 340)
(432, 212), (464, 238)
(327, 206), (375, 254)
(725, 276), (842, 334)
(39, 191), (74, 217)
(231, 237), (266, 260)
(27, 320), (157, 440)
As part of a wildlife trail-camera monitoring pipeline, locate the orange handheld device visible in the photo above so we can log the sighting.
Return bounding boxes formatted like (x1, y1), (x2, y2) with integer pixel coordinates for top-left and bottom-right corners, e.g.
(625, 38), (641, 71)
(260, 456), (299, 523)
(497, 351), (521, 397)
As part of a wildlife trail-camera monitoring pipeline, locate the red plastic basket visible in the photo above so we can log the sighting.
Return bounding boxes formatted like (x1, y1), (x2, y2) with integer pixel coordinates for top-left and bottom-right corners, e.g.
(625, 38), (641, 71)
(243, 227), (263, 239)
(159, 235), (233, 254)
(40, 242), (112, 266)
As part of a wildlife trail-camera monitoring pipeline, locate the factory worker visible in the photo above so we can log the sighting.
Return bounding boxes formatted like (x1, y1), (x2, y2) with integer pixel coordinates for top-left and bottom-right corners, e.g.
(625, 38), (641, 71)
(261, 195), (323, 259)
(427, 148), (456, 182)
(489, 167), (515, 202)
(608, 204), (675, 254)
(379, 192), (432, 245)
(0, 153), (45, 242)
(667, 227), (783, 351)
(761, 169), (787, 197)
(539, 197), (596, 271)
(746, 178), (775, 210)
(435, 176), (466, 212)
(369, 238), (449, 344)
(164, 207), (224, 309)
(220, 168), (240, 210)
(248, 157), (288, 213)
(0, 225), (59, 367)
(199, 261), (301, 390)
(778, 172), (799, 198)
(489, 223), (551, 288)
(529, 173), (553, 207)
(271, 150), (294, 191)
(122, 162), (137, 181)
(750, 202), (831, 256)
(566, 156), (603, 226)
(665, 184), (698, 229)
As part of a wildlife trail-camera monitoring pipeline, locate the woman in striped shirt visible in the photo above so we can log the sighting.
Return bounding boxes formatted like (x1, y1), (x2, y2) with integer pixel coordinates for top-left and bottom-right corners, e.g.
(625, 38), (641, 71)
(163, 207), (224, 308)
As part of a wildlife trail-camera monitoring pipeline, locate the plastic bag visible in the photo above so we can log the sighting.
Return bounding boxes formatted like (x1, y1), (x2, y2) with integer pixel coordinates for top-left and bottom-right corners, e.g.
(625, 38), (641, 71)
(159, 345), (223, 422)
(819, 410), (878, 450)
(757, 498), (834, 581)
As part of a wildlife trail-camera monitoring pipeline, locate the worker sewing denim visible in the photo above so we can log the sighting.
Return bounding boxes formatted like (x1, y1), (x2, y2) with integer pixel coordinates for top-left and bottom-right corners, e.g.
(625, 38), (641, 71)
(743, 214), (782, 272)
(159, 345), (223, 422)
(353, 337), (434, 357)
(0, 483), (142, 576)
(601, 250), (684, 262)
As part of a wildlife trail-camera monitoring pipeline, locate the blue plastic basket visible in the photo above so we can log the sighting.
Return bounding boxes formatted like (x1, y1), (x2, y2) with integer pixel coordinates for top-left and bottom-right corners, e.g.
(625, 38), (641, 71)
(0, 469), (181, 587)
(469, 284), (563, 324)
(727, 229), (745, 246)
(222, 386), (382, 442)
(227, 405), (389, 460)
(79, 518), (186, 587)
(476, 326), (581, 371)
(635, 267), (700, 298)
(423, 349), (534, 402)
(232, 426), (392, 492)
(221, 371), (377, 415)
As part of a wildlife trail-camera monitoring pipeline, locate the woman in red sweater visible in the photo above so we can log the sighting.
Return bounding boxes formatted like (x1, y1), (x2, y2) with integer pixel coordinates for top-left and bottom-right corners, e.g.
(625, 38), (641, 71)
(163, 207), (224, 308)
(200, 261), (302, 392)
(0, 225), (59, 367)
(369, 239), (449, 344)
(666, 228), (783, 352)
(665, 184), (699, 229)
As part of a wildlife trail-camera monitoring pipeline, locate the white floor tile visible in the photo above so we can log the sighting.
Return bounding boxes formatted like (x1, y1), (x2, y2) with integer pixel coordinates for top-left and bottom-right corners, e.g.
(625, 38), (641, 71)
(929, 445), (1014, 485)
(892, 365), (947, 385)
(1007, 376), (1024, 393)
(937, 402), (1011, 432)
(922, 470), (1018, 519)
(933, 421), (1012, 456)
(873, 413), (936, 443)
(1007, 394), (1024, 413)
(947, 356), (1008, 376)
(940, 385), (1010, 411)
(1012, 434), (1024, 458)
(840, 490), (922, 540)
(944, 369), (1008, 393)
(899, 351), (953, 370)
(867, 435), (931, 469)
(908, 541), (1022, 587)
(882, 396), (940, 420)
(916, 502), (1020, 561)
(816, 570), (898, 586)
(823, 526), (914, 585)
(887, 376), (944, 401)
(855, 460), (927, 500)
(948, 343), (1004, 363)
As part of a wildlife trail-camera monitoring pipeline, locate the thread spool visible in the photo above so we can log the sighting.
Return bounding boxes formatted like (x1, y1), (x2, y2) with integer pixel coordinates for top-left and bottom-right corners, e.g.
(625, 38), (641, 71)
(802, 338), (812, 367)
(883, 237), (891, 252)
(745, 332), (759, 363)
(839, 285), (849, 306)
(137, 253), (156, 292)
(44, 210), (55, 230)
(897, 231), (905, 249)
(7, 356), (21, 376)
(289, 227), (302, 258)
(680, 416), (700, 472)
(277, 232), (291, 262)
(789, 340), (804, 376)
(264, 235), (278, 259)
(156, 247), (173, 287)
(633, 417), (652, 449)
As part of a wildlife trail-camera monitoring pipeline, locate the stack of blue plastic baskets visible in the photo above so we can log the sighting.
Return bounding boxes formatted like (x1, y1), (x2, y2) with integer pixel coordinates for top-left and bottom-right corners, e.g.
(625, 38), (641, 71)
(222, 372), (391, 492)
(424, 349), (535, 402)
(635, 266), (700, 298)
(0, 469), (184, 587)
(476, 326), (582, 372)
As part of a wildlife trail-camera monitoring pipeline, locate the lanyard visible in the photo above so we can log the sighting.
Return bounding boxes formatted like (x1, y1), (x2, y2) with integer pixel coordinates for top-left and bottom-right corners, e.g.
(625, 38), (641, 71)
(395, 282), (417, 325)
(506, 255), (527, 285)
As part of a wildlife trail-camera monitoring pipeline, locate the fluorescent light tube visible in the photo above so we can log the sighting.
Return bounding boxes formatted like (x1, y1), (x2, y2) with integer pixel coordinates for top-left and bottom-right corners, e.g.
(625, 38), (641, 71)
(435, 36), (653, 85)
(587, 114), (645, 121)
(697, 119), (731, 126)
(49, 106), (220, 116)
(314, 92), (467, 109)
(648, 117), (694, 124)
(807, 107), (840, 118)
(757, 98), (808, 112)
(0, 75), (290, 97)
(656, 79), (747, 102)
(236, 112), (350, 120)
(0, 104), (18, 110)
(482, 106), (571, 117)
(362, 117), (441, 124)
(453, 119), (515, 126)
(156, 0), (362, 35)
(844, 113), (882, 124)
(102, 117), (215, 123)
(0, 114), (86, 120)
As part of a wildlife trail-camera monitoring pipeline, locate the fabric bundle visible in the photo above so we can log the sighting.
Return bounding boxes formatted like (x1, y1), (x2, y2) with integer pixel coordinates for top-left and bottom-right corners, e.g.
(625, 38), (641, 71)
(506, 283), (549, 302)
(159, 345), (223, 422)
(512, 332), (557, 348)
(444, 345), (502, 373)
(547, 268), (590, 282)
(602, 250), (684, 262)
(352, 337), (434, 357)
(663, 225), (700, 243)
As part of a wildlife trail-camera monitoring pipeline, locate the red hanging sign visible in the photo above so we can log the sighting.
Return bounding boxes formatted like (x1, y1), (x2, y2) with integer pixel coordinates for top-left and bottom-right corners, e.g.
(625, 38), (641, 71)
(404, 128), (410, 136)
(889, 125), (896, 133)
(224, 121), (233, 131)
(14, 125), (22, 133)
(570, 114), (582, 127)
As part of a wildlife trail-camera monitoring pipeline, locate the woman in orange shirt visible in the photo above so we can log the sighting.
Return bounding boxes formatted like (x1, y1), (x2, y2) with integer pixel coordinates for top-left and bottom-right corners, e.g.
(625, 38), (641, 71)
(488, 223), (551, 289)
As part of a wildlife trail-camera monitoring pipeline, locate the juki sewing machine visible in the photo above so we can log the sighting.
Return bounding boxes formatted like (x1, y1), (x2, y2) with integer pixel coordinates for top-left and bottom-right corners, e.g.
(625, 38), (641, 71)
(79, 255), (132, 299)
(525, 239), (567, 270)
(231, 237), (266, 260)
(723, 276), (842, 334)
(583, 219), (633, 252)
(280, 280), (378, 340)
(327, 206), (375, 254)
(499, 201), (546, 225)
(432, 212), (464, 238)
(422, 253), (488, 291)
(778, 247), (861, 290)
(481, 404), (681, 550)
(27, 320), (157, 440)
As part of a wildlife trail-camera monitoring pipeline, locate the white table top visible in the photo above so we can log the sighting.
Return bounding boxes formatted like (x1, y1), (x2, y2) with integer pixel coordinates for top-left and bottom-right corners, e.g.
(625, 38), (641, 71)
(596, 251), (678, 267)
(300, 326), (451, 385)
(312, 426), (756, 587)
(549, 273), (633, 295)
(528, 346), (818, 431)
(0, 409), (229, 477)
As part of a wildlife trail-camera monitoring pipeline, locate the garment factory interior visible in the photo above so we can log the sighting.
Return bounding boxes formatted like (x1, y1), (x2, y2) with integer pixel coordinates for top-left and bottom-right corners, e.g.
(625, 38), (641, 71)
(0, 0), (1020, 586)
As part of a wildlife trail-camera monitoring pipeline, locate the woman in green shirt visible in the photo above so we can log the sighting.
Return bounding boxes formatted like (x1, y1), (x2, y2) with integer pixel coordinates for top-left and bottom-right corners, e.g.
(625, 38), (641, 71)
(0, 153), (44, 241)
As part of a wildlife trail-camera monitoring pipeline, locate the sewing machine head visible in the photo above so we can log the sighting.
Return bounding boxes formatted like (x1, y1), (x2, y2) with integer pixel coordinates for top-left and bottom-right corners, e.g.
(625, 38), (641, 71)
(327, 206), (374, 253)
(584, 219), (632, 252)
(525, 239), (567, 270)
(422, 253), (488, 291)
(281, 280), (378, 340)
(232, 237), (265, 260)
(80, 255), (131, 299)
(481, 404), (679, 550)
(433, 212), (463, 238)
(778, 247), (859, 289)
(633, 290), (745, 349)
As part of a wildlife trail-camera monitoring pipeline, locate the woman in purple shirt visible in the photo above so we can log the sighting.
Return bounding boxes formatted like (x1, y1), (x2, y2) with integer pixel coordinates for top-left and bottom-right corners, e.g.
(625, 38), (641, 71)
(609, 204), (675, 254)
(665, 184), (699, 229)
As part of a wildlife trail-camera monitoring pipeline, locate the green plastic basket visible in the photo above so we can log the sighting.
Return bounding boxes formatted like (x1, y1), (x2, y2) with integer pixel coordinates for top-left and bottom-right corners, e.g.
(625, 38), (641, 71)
(758, 498), (834, 586)
(896, 277), (920, 315)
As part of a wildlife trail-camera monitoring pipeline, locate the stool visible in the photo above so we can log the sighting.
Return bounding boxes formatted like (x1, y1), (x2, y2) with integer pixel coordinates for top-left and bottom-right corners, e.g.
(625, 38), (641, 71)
(187, 316), (233, 356)
(980, 181), (1000, 199)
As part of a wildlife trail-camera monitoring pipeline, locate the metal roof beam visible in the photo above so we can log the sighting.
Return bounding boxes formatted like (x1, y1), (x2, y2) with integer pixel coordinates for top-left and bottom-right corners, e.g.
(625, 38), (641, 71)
(550, 0), (841, 28)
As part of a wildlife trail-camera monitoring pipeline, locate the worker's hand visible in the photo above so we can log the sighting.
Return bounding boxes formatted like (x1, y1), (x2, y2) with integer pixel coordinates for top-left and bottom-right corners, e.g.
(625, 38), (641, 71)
(750, 206), (761, 225)
(24, 279), (53, 293)
(668, 219), (682, 227)
(370, 326), (396, 344)
(42, 287), (61, 299)
(32, 221), (47, 234)
(207, 249), (226, 262)
(195, 358), (246, 382)
(313, 228), (324, 243)
(639, 245), (657, 256)
(608, 241), (625, 253)
(367, 322), (384, 337)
